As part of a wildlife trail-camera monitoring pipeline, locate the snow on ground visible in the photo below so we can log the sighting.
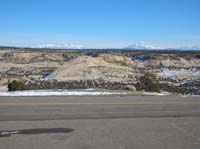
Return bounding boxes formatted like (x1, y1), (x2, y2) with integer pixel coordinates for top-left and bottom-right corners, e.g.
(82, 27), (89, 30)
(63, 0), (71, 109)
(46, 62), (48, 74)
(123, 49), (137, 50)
(156, 68), (200, 80)
(158, 69), (182, 78)
(143, 92), (170, 96)
(0, 90), (127, 96)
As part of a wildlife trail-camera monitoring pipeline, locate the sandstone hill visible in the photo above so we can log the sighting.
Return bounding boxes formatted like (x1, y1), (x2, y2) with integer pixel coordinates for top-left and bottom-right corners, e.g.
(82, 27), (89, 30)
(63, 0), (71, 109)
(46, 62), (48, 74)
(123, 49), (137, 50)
(48, 54), (142, 82)
(0, 47), (200, 92)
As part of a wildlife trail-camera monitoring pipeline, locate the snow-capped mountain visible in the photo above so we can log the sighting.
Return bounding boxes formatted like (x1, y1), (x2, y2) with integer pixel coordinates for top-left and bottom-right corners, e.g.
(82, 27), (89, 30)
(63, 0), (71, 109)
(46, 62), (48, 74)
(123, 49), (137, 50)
(125, 43), (200, 50)
(124, 43), (162, 50)
(34, 44), (83, 49)
(176, 45), (200, 50)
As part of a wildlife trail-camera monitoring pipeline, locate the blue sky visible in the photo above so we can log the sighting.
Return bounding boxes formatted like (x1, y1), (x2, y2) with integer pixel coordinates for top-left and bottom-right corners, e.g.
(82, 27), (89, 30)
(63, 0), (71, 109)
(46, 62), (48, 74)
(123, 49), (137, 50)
(0, 0), (200, 48)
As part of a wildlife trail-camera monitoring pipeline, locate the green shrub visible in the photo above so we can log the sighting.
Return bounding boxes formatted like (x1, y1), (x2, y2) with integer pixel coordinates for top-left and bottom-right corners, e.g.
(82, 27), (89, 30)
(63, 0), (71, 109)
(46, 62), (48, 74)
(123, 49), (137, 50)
(138, 72), (160, 92)
(8, 80), (32, 91)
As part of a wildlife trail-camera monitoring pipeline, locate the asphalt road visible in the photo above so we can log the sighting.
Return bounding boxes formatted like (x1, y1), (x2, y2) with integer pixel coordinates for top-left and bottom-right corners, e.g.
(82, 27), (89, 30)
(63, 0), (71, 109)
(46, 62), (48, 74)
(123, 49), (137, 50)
(0, 95), (200, 149)
(0, 95), (200, 121)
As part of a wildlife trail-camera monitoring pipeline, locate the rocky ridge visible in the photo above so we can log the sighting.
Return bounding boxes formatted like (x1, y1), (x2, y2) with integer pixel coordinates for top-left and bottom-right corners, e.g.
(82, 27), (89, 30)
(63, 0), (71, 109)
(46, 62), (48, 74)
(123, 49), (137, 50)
(0, 47), (200, 94)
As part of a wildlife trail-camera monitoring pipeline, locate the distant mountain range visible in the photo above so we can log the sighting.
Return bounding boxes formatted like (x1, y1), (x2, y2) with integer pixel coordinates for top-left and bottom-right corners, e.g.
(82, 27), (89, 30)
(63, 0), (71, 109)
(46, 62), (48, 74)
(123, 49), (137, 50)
(34, 44), (83, 49)
(173, 45), (200, 50)
(1, 43), (199, 50)
(124, 43), (200, 50)
(124, 43), (162, 50)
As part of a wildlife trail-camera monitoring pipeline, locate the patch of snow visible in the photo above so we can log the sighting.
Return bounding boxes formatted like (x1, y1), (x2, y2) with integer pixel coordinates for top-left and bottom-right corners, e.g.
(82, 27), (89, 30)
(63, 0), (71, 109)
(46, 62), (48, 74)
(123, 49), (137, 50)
(0, 90), (127, 96)
(159, 69), (176, 78)
(143, 92), (170, 96)
(85, 88), (96, 91)
(156, 68), (200, 80)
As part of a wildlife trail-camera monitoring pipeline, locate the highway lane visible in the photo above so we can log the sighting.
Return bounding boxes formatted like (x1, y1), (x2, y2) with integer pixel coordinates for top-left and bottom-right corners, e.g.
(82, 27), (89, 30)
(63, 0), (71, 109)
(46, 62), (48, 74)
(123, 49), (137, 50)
(0, 95), (200, 149)
(0, 95), (200, 121)
(0, 117), (200, 149)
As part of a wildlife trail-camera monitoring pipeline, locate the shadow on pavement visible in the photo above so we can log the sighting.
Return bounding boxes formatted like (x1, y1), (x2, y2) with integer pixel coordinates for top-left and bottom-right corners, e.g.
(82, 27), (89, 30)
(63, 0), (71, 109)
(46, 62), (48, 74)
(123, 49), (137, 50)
(0, 128), (74, 138)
